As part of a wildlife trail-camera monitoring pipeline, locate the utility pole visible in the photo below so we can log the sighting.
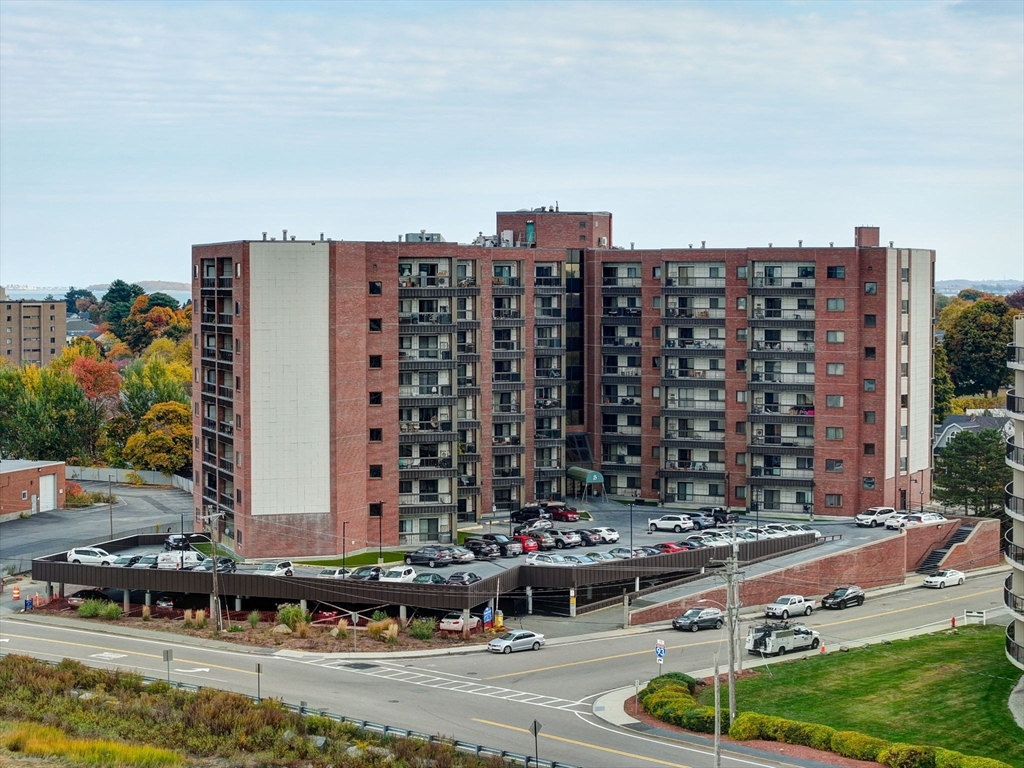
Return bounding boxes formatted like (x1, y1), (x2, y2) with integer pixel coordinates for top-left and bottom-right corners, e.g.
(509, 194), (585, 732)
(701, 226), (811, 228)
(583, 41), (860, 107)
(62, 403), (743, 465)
(723, 524), (742, 722)
(200, 506), (224, 633)
(108, 475), (114, 539)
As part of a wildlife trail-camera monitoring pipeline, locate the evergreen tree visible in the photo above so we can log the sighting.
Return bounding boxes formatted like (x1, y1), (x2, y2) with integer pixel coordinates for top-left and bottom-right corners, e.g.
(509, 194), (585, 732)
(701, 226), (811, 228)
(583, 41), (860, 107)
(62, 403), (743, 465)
(933, 344), (955, 423)
(933, 429), (1011, 529)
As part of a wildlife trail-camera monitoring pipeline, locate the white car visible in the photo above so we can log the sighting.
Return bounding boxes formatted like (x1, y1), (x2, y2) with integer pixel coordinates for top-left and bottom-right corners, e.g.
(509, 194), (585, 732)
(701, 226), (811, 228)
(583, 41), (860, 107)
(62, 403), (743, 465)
(744, 527), (788, 540)
(254, 561), (294, 577)
(788, 523), (823, 539)
(438, 612), (482, 632)
(885, 513), (910, 530)
(524, 552), (574, 566)
(922, 569), (965, 589)
(763, 523), (805, 537)
(855, 506), (897, 528)
(380, 565), (417, 582)
(648, 515), (695, 533)
(902, 513), (946, 528)
(66, 547), (117, 565)
(487, 629), (545, 653)
(588, 526), (620, 543)
(317, 567), (350, 579)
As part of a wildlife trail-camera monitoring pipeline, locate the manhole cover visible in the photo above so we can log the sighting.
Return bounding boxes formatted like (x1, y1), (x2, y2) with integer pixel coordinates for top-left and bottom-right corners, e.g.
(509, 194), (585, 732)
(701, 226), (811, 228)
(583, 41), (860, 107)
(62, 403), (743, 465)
(343, 663), (378, 670)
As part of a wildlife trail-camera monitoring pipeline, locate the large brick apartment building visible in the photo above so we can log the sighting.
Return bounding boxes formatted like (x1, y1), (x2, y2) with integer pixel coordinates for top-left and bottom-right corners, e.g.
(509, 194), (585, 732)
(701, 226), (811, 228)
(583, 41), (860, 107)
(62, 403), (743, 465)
(1, 287), (67, 366)
(192, 209), (935, 558)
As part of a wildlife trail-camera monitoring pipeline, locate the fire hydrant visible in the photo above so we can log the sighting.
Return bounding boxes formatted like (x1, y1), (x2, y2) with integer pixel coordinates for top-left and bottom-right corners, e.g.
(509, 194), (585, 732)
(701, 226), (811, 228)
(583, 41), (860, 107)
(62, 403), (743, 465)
(951, 616), (957, 629)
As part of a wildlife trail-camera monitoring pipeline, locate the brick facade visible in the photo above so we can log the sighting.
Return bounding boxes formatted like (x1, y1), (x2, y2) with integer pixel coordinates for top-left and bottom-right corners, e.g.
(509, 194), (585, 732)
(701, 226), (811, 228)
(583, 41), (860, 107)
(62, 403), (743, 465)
(0, 462), (65, 516)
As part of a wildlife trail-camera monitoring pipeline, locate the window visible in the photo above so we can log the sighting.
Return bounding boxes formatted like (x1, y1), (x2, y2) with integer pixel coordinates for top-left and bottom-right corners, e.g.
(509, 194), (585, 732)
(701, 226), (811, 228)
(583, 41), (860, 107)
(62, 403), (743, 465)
(901, 268), (909, 282)
(21, 491), (27, 500)
(652, 387), (660, 398)
(864, 314), (876, 327)
(236, 489), (242, 503)
(900, 426), (908, 439)
(737, 266), (748, 279)
(736, 421), (746, 434)
(901, 394), (908, 407)
(653, 267), (661, 278)
(736, 359), (747, 372)
(864, 443), (876, 456)
(825, 494), (843, 508)
(826, 459), (844, 472)
(652, 416), (660, 428)
(368, 281), (382, 295)
(736, 390), (748, 403)
(901, 362), (908, 376)
(235, 301), (240, 315)
(369, 318), (382, 332)
(737, 297), (748, 310)
(864, 282), (877, 295)
(652, 326), (661, 339)
(369, 355), (382, 369)
(865, 347), (876, 360)
(826, 427), (844, 440)
(863, 379), (876, 392)
(652, 296), (661, 308)
(863, 477), (876, 490)
(736, 452), (746, 466)
(826, 298), (845, 311)
(651, 446), (660, 459)
(901, 331), (909, 345)
(235, 376), (241, 391)
(652, 357), (660, 369)
(827, 266), (846, 279)
(369, 391), (383, 406)
(900, 457), (908, 471)
(737, 328), (748, 341)
(369, 428), (383, 442)
(369, 464), (383, 478)
(579, 235), (586, 242)
(826, 330), (845, 343)
(579, 220), (587, 229)
(827, 363), (845, 375)
(826, 395), (844, 407)
(369, 502), (383, 517)
(901, 300), (909, 314)
(864, 411), (876, 424)
(797, 457), (813, 469)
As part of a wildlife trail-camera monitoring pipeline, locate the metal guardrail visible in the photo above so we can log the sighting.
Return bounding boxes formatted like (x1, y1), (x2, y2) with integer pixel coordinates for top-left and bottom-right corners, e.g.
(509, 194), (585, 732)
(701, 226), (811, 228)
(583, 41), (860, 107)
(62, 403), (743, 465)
(0, 654), (580, 768)
(2, 525), (171, 575)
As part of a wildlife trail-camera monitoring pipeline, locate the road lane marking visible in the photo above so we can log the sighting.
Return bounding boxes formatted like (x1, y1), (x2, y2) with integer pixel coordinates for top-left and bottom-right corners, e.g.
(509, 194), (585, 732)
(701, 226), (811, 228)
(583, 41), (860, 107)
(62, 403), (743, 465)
(472, 718), (695, 768)
(486, 585), (1002, 680)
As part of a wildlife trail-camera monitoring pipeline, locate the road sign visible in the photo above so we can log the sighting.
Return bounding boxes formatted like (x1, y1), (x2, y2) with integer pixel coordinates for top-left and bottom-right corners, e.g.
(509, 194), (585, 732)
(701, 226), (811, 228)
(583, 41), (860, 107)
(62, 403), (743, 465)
(530, 720), (542, 737)
(655, 638), (666, 665)
(483, 607), (493, 626)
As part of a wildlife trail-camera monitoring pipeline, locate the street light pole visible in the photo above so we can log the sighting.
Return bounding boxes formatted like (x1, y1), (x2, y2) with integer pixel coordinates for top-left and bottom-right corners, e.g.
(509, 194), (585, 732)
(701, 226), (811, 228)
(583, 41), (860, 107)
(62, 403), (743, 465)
(628, 501), (634, 552)
(377, 501), (384, 565)
(342, 521), (348, 573)
(107, 475), (114, 539)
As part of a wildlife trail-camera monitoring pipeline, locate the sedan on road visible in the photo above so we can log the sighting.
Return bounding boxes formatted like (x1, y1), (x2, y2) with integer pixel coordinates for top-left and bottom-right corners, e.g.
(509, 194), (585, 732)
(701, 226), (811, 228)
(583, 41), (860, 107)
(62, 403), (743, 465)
(487, 629), (546, 653)
(672, 607), (724, 632)
(922, 569), (965, 589)
(66, 547), (117, 565)
(404, 547), (453, 568)
(822, 585), (866, 609)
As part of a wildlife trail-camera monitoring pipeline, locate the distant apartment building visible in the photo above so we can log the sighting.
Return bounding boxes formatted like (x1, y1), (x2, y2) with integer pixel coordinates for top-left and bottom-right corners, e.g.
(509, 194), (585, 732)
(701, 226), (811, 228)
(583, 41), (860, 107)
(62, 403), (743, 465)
(192, 211), (935, 557)
(0, 287), (67, 366)
(1005, 314), (1024, 671)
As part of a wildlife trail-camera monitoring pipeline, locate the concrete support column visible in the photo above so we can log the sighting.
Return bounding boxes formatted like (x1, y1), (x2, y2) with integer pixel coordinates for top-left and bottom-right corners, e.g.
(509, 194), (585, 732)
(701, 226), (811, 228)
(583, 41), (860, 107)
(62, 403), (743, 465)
(300, 599), (308, 614)
(123, 591), (130, 615)
(209, 593), (216, 617)
(569, 588), (577, 618)
(526, 586), (533, 615)
(45, 582), (53, 599)
(57, 582), (65, 599)
(623, 594), (630, 628)
(235, 596), (242, 612)
(462, 607), (471, 639)
(635, 576), (640, 593)
(398, 605), (407, 625)
(144, 591), (152, 606)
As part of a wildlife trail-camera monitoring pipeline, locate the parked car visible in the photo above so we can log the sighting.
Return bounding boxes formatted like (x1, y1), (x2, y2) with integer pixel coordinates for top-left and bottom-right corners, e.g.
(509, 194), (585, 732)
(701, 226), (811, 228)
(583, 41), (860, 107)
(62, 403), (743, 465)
(514, 519), (554, 535)
(487, 629), (545, 653)
(653, 541), (686, 554)
(157, 551), (207, 570)
(547, 529), (582, 549)
(66, 547), (117, 565)
(316, 567), (349, 579)
(545, 504), (580, 522)
(112, 554), (142, 567)
(763, 523), (808, 537)
(439, 612), (482, 632)
(561, 554), (589, 565)
(447, 571), (482, 586)
(765, 595), (816, 619)
(381, 566), (418, 582)
(685, 533), (725, 547)
(608, 547), (643, 559)
(444, 546), (477, 564)
(480, 533), (523, 557)
(524, 552), (573, 566)
(788, 523), (823, 539)
(412, 572), (447, 585)
(191, 557), (236, 573)
(129, 553), (161, 569)
(885, 513), (911, 530)
(855, 506), (897, 528)
(575, 529), (604, 546)
(675, 539), (709, 550)
(463, 539), (501, 559)
(254, 561), (294, 577)
(903, 513), (947, 528)
(582, 551), (616, 563)
(922, 569), (965, 589)
(648, 514), (695, 533)
(511, 507), (552, 524)
(525, 531), (556, 550)
(163, 534), (193, 551)
(348, 565), (387, 581)
(683, 511), (717, 530)
(698, 506), (740, 525)
(744, 527), (788, 540)
(588, 526), (620, 543)
(672, 607), (724, 632)
(405, 546), (454, 568)
(67, 589), (110, 606)
(821, 585), (866, 609)
(637, 546), (664, 557)
(510, 534), (540, 553)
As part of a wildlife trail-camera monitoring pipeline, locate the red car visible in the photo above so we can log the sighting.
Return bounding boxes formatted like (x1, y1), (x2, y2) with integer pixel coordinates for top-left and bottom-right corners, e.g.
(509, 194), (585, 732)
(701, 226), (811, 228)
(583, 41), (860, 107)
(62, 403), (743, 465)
(653, 542), (686, 554)
(543, 503), (580, 522)
(511, 534), (540, 553)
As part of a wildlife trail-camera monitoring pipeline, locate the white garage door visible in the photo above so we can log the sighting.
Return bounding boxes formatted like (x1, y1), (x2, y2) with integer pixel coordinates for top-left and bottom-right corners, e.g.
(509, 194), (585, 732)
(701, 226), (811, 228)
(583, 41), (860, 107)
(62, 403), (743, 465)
(38, 474), (56, 512)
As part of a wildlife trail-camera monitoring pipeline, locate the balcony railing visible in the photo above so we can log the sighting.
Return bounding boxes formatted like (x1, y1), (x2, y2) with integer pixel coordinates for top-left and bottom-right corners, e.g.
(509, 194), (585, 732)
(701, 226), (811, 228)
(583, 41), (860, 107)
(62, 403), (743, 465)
(535, 308), (563, 318)
(601, 425), (642, 435)
(749, 466), (815, 479)
(457, 377), (476, 387)
(1008, 389), (1023, 416)
(219, 386), (233, 398)
(664, 308), (725, 319)
(201, 278), (217, 288)
(491, 276), (522, 287)
(751, 371), (816, 384)
(603, 366), (641, 376)
(456, 411), (476, 420)
(202, 312), (216, 323)
(662, 492), (726, 504)
(1009, 344), (1024, 365)
(491, 435), (521, 446)
(602, 276), (642, 287)
(1008, 440), (1024, 468)
(750, 434), (815, 447)
(493, 467), (521, 478)
(751, 277), (815, 289)
(1004, 574), (1024, 615)
(603, 396), (640, 406)
(399, 531), (454, 545)
(604, 456), (641, 466)
(493, 372), (522, 383)
(493, 308), (521, 320)
(398, 456), (452, 468)
(663, 369), (725, 380)
(456, 310), (476, 321)
(665, 399), (726, 411)
(751, 405), (815, 416)
(458, 443), (478, 455)
(218, 422), (234, 437)
(664, 461), (725, 472)
(492, 403), (520, 413)
(217, 277), (233, 289)
(534, 460), (562, 469)
(399, 385), (452, 397)
(752, 309), (815, 321)
(603, 337), (641, 348)
(752, 341), (816, 352)
(399, 493), (453, 505)
(456, 276), (476, 288)
(399, 312), (453, 325)
(534, 276), (562, 287)
(399, 276), (452, 288)
(493, 340), (521, 351)
(535, 368), (563, 379)
(456, 343), (476, 354)
(1006, 624), (1024, 669)
(664, 430), (726, 441)
(218, 313), (233, 324)
(662, 339), (725, 350)
(664, 277), (725, 288)
(202, 382), (217, 395)
(458, 475), (478, 488)
(603, 307), (642, 317)
(534, 429), (562, 440)
(1006, 485), (1024, 518)
(535, 399), (561, 409)
(399, 420), (453, 433)
(1005, 531), (1024, 565)
(534, 338), (564, 348)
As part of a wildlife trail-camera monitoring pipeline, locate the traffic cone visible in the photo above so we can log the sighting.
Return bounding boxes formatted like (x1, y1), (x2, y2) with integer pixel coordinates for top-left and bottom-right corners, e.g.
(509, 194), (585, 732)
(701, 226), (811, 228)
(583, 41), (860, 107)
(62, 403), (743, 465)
(819, 643), (826, 654)
(11, 586), (20, 601)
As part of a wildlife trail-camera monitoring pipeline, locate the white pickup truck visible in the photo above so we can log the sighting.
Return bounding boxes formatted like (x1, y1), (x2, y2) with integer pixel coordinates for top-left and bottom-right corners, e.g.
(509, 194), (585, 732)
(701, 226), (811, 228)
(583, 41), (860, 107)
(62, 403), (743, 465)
(746, 622), (821, 656)
(647, 514), (695, 533)
(764, 594), (816, 619)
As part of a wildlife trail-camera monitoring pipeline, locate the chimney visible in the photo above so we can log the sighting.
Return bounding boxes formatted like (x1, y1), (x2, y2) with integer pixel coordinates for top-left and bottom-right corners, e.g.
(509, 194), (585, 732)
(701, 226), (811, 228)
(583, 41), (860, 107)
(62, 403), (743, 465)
(283, 229), (288, 241)
(855, 226), (880, 247)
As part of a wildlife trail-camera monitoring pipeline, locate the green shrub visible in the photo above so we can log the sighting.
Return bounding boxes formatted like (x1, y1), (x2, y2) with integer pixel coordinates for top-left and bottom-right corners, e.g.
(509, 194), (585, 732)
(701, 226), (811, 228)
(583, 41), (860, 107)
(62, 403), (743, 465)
(247, 610), (261, 629)
(767, 718), (837, 751)
(276, 604), (308, 631)
(227, 625), (243, 633)
(729, 712), (772, 741)
(832, 730), (891, 761)
(880, 743), (937, 768)
(680, 706), (726, 733)
(100, 603), (122, 620)
(76, 600), (106, 618)
(371, 609), (389, 622)
(408, 617), (436, 640)
(934, 751), (1014, 768)
(650, 671), (698, 695)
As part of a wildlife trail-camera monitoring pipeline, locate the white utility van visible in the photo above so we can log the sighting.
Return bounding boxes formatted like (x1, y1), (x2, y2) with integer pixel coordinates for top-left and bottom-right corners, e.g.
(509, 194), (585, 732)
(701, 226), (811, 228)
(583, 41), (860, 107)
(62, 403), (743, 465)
(156, 551), (207, 570)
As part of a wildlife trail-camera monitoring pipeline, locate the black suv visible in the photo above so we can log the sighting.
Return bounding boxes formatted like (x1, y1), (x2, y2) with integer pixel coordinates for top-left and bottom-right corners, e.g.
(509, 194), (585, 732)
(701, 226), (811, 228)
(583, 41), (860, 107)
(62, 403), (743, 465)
(463, 538), (501, 559)
(698, 506), (740, 525)
(163, 534), (191, 551)
(404, 546), (454, 568)
(510, 507), (552, 524)
(821, 585), (866, 609)
(480, 533), (523, 557)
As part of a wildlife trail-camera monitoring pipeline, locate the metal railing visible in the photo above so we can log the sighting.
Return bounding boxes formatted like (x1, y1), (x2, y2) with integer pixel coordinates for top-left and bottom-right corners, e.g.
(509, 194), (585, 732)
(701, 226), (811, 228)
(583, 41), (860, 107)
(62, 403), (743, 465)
(534, 429), (561, 440)
(399, 421), (453, 433)
(751, 277), (815, 288)
(1005, 574), (1024, 615)
(398, 457), (452, 469)
(1006, 486), (1024, 518)
(751, 341), (816, 352)
(663, 369), (725, 380)
(603, 337), (642, 347)
(665, 399), (726, 411)
(664, 276), (725, 287)
(1007, 440), (1024, 467)
(398, 349), (452, 361)
(1009, 344), (1024, 365)
(492, 403), (520, 413)
(398, 276), (452, 288)
(398, 385), (452, 397)
(749, 466), (815, 479)
(602, 307), (642, 317)
(604, 456), (641, 466)
(493, 340), (521, 351)
(1008, 389), (1023, 416)
(535, 308), (562, 318)
(493, 309), (521, 319)
(602, 396), (640, 406)
(664, 430), (726, 440)
(750, 435), (815, 447)
(493, 467), (521, 478)
(1007, 624), (1024, 667)
(602, 276), (642, 287)
(398, 493), (453, 505)
(535, 368), (563, 379)
(490, 276), (522, 287)
(664, 461), (725, 472)
(534, 276), (562, 287)
(751, 309), (814, 320)
(492, 372), (522, 383)
(601, 425), (641, 435)
(751, 405), (815, 416)
(491, 436), (521, 446)
(751, 371), (816, 384)
(535, 399), (561, 409)
(534, 338), (564, 348)
(603, 366), (641, 376)
(399, 312), (453, 325)
(662, 339), (725, 350)
(664, 308), (725, 319)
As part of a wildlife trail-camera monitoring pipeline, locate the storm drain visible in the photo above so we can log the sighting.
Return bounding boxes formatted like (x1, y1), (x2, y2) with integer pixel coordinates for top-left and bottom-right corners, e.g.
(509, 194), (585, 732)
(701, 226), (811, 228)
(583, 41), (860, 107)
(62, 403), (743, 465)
(342, 663), (378, 670)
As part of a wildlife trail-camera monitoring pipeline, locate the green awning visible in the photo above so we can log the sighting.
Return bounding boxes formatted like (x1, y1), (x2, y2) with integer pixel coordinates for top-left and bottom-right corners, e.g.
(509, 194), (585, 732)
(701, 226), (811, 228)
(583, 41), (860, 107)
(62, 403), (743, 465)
(567, 466), (604, 484)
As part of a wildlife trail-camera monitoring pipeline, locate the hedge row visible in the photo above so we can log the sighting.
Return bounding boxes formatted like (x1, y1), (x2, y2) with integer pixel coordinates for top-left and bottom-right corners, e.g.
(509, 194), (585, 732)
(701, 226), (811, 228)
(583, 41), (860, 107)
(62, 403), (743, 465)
(638, 677), (1012, 768)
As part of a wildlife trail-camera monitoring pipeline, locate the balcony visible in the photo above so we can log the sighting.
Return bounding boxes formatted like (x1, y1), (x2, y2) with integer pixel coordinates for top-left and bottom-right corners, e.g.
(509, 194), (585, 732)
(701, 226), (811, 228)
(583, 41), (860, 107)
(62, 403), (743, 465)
(535, 368), (564, 380)
(492, 372), (522, 383)
(493, 467), (522, 478)
(749, 466), (815, 480)
(751, 341), (815, 353)
(456, 343), (476, 354)
(601, 425), (642, 435)
(399, 493), (453, 505)
(399, 420), (453, 434)
(662, 339), (725, 351)
(218, 421), (234, 437)
(493, 309), (522, 320)
(751, 309), (815, 321)
(664, 308), (725, 319)
(750, 277), (815, 289)
(1007, 485), (1024, 523)
(1005, 531), (1024, 566)
(1009, 343), (1024, 369)
(456, 310), (476, 321)
(603, 456), (641, 466)
(399, 349), (452, 362)
(217, 277), (233, 289)
(535, 308), (563, 319)
(665, 399), (726, 411)
(603, 337), (642, 349)
(399, 312), (454, 326)
(492, 340), (522, 352)
(602, 396), (640, 406)
(663, 460), (725, 472)
(534, 277), (562, 288)
(662, 492), (726, 505)
(457, 376), (476, 387)
(1006, 624), (1024, 672)
(664, 430), (725, 442)
(201, 278), (217, 289)
(751, 405), (814, 417)
(535, 399), (561, 410)
(750, 371), (816, 385)
(662, 369), (725, 381)
(398, 456), (452, 469)
(491, 276), (522, 287)
(1004, 574), (1024, 618)
(458, 475), (478, 488)
(1008, 389), (1023, 417)
(398, 276), (452, 288)
(534, 338), (565, 349)
(399, 384), (453, 397)
(492, 403), (520, 414)
(603, 366), (642, 377)
(491, 435), (521, 446)
(602, 276), (642, 288)
(750, 434), (815, 448)
(1008, 440), (1024, 471)
(664, 277), (725, 288)
(602, 307), (642, 318)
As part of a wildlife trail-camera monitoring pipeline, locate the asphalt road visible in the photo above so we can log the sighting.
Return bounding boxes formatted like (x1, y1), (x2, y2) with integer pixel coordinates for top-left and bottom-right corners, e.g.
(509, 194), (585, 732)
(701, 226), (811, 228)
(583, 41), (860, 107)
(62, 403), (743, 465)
(0, 570), (1012, 768)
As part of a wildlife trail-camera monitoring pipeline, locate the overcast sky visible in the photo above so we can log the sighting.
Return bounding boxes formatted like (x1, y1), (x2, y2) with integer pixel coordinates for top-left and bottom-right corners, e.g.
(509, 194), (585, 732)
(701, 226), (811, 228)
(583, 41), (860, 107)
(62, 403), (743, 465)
(1, 0), (1021, 287)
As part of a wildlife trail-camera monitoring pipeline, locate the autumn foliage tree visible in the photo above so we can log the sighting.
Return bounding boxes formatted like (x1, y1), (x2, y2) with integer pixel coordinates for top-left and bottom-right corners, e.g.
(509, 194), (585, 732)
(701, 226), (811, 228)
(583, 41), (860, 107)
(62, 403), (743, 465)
(123, 401), (192, 474)
(943, 297), (1013, 395)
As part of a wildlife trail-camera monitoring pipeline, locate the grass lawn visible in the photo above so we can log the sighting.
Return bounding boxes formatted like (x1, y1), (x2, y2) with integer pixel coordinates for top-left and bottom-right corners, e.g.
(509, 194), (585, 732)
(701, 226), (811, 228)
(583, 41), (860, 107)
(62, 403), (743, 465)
(191, 543), (243, 561)
(294, 551), (408, 568)
(698, 625), (1023, 765)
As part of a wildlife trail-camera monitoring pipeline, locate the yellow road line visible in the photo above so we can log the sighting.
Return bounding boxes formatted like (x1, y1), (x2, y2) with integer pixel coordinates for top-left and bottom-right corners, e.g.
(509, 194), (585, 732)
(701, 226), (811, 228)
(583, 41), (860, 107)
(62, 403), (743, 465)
(0, 632), (253, 675)
(486, 586), (1000, 680)
(472, 718), (694, 768)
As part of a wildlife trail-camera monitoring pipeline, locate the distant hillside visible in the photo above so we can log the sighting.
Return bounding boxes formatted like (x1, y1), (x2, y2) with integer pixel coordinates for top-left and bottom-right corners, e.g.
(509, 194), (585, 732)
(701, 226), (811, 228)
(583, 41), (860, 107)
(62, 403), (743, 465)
(87, 280), (190, 293)
(936, 279), (1022, 295)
